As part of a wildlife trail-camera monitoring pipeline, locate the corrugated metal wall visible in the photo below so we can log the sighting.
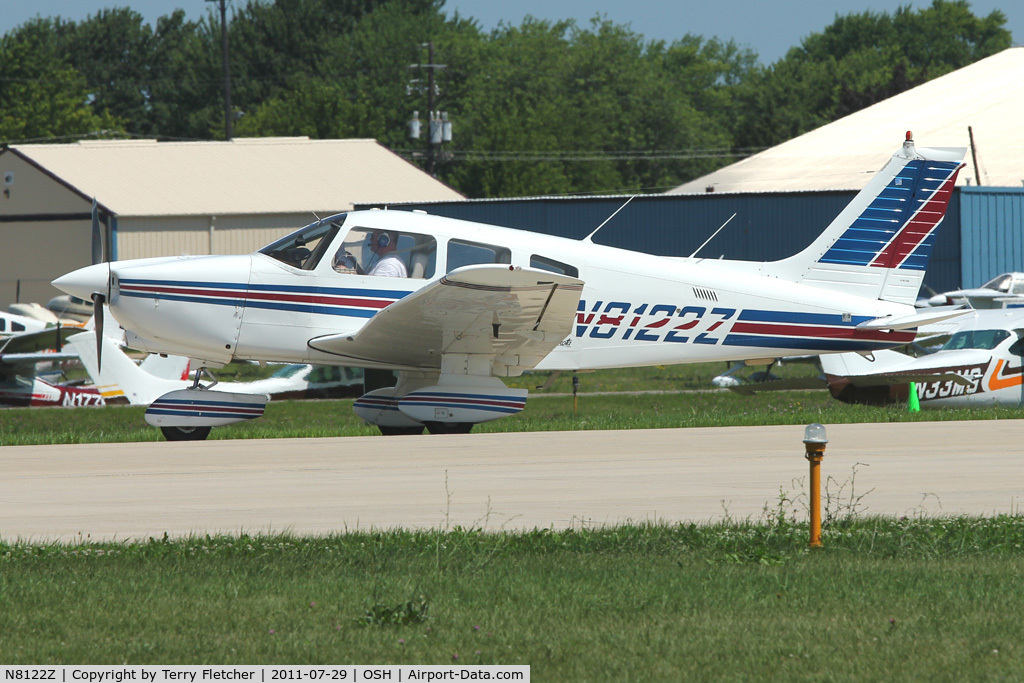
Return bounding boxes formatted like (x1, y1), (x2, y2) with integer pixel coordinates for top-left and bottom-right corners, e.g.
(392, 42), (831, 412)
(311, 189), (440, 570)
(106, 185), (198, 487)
(116, 213), (314, 260)
(359, 191), (964, 293)
(960, 187), (1024, 287)
(0, 218), (92, 305)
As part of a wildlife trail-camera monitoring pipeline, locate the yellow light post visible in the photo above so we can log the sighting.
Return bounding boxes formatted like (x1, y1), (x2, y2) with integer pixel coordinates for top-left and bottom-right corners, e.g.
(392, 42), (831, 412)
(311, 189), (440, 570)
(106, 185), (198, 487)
(803, 423), (828, 548)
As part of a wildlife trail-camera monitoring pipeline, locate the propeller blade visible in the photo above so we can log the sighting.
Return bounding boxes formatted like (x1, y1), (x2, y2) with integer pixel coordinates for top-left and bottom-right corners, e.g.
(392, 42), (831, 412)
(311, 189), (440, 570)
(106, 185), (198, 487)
(92, 292), (106, 373)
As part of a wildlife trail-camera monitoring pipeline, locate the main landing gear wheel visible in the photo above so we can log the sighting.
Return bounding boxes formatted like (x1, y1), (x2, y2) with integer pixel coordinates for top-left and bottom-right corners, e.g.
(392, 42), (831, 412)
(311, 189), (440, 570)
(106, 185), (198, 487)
(424, 422), (474, 435)
(378, 426), (425, 436)
(160, 426), (212, 441)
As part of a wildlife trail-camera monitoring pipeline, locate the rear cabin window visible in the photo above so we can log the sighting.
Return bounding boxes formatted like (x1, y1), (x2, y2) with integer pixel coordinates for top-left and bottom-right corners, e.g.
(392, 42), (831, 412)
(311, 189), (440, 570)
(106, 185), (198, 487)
(530, 255), (578, 277)
(447, 240), (511, 272)
(332, 227), (437, 279)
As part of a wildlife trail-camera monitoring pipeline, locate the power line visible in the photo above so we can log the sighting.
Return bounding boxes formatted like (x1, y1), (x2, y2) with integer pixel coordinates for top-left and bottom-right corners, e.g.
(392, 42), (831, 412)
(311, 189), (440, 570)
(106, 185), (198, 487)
(399, 148), (763, 163)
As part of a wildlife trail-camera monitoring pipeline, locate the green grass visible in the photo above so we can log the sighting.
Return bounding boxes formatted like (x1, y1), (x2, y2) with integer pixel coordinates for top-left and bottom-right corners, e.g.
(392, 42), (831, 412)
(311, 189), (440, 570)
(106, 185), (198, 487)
(2, 519), (1023, 677)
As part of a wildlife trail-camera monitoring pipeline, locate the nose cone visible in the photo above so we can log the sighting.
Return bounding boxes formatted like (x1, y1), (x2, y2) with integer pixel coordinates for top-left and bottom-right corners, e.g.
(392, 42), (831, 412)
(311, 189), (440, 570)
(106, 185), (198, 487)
(52, 263), (110, 301)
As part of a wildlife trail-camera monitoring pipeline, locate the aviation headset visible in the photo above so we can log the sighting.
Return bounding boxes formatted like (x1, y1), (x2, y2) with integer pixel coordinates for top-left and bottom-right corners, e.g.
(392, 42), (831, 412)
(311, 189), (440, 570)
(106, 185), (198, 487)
(368, 231), (391, 249)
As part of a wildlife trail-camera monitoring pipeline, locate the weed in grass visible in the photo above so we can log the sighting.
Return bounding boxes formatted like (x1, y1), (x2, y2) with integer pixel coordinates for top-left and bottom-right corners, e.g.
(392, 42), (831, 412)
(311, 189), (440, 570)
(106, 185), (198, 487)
(360, 596), (430, 627)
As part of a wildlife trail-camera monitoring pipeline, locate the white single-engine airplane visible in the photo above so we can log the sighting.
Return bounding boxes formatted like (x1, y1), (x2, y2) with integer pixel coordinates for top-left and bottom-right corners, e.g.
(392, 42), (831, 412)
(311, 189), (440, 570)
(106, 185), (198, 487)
(53, 134), (967, 438)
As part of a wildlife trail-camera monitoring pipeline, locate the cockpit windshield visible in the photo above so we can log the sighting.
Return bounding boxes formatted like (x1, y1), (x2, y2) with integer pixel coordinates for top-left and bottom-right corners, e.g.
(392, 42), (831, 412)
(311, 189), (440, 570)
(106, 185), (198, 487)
(260, 215), (347, 270)
(981, 274), (1013, 293)
(940, 328), (1011, 351)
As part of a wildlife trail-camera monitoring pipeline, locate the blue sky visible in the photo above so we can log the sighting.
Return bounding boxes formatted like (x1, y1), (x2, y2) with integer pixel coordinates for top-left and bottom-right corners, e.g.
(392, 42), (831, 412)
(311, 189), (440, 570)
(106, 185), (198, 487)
(2, 0), (1020, 64)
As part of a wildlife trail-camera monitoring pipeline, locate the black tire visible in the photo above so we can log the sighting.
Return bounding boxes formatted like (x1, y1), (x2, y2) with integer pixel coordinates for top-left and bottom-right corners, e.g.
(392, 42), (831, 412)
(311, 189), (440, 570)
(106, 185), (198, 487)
(160, 425), (212, 441)
(378, 425), (425, 436)
(424, 421), (474, 435)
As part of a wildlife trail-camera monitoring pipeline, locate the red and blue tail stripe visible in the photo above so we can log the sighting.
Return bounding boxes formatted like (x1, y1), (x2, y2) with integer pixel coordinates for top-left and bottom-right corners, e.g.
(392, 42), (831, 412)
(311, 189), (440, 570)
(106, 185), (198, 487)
(723, 309), (916, 352)
(818, 159), (962, 270)
(118, 279), (408, 318)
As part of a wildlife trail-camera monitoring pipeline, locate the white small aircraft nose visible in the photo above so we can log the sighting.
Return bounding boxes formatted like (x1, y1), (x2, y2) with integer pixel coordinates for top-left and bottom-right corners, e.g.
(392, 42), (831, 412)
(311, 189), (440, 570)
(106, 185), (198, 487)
(52, 263), (109, 301)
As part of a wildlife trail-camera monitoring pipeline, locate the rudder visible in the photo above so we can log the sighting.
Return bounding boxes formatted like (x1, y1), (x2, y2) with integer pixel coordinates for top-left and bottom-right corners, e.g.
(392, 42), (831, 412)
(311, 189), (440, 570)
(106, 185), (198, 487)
(769, 134), (965, 305)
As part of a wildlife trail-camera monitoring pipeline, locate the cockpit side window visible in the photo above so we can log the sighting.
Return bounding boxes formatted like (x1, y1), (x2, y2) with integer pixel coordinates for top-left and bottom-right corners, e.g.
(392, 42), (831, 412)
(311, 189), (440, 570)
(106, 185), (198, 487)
(331, 227), (437, 279)
(941, 328), (1011, 351)
(260, 216), (345, 271)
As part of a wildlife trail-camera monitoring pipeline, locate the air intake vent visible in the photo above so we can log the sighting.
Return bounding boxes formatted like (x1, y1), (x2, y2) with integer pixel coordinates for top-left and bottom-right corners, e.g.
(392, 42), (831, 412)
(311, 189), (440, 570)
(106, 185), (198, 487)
(693, 287), (718, 302)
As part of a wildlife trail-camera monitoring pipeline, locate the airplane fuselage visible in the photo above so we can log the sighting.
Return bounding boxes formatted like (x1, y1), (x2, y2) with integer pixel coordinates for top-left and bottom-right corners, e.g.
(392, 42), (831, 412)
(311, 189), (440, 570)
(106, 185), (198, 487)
(84, 210), (915, 372)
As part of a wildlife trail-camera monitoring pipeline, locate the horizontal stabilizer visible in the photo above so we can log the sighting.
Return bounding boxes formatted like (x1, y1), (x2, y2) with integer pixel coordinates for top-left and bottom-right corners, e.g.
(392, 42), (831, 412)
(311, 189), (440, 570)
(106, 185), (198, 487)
(857, 307), (970, 331)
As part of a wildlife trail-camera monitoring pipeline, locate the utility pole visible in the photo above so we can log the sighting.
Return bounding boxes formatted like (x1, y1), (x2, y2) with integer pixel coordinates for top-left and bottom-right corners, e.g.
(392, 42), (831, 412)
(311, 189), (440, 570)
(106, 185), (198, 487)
(207, 0), (233, 140)
(407, 42), (450, 176)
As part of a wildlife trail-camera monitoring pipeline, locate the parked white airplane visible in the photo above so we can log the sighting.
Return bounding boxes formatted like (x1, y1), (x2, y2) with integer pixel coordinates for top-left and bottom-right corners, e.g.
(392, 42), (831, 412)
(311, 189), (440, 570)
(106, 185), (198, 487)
(53, 134), (966, 438)
(820, 308), (1024, 408)
(925, 272), (1024, 308)
(0, 325), (101, 408)
(65, 331), (363, 439)
(1, 310), (50, 338)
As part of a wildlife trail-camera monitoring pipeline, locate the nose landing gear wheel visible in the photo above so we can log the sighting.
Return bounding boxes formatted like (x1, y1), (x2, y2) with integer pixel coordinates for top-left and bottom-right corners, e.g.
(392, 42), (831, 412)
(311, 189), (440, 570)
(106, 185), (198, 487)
(160, 426), (212, 441)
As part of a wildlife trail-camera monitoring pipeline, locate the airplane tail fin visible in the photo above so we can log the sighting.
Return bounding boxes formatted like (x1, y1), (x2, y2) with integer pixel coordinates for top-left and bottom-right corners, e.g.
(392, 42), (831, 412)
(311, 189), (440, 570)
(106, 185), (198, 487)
(769, 133), (966, 305)
(66, 331), (187, 404)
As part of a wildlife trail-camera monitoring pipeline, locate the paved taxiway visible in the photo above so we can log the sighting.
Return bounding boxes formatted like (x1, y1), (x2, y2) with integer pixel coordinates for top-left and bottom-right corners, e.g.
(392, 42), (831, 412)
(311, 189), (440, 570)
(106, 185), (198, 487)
(3, 420), (1022, 542)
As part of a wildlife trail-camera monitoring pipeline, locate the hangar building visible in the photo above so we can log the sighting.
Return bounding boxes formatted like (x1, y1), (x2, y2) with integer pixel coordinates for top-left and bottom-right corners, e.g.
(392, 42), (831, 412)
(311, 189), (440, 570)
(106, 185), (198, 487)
(0, 137), (463, 305)
(363, 47), (1024, 295)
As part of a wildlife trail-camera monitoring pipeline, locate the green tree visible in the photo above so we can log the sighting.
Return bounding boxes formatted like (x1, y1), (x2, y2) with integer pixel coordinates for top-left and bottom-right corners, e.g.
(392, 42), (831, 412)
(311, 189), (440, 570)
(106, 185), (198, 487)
(0, 20), (121, 143)
(447, 18), (733, 197)
(733, 0), (1011, 150)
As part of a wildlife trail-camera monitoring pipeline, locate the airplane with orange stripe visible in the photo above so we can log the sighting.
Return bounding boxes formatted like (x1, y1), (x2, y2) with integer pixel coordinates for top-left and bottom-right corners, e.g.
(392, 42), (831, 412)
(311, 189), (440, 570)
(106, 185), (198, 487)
(820, 308), (1024, 408)
(53, 134), (969, 438)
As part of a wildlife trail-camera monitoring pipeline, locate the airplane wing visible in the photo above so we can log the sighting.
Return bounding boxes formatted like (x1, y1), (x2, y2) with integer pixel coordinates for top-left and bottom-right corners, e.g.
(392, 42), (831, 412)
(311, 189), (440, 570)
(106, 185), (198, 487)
(308, 265), (584, 373)
(720, 375), (828, 395)
(0, 325), (80, 355)
(819, 349), (975, 387)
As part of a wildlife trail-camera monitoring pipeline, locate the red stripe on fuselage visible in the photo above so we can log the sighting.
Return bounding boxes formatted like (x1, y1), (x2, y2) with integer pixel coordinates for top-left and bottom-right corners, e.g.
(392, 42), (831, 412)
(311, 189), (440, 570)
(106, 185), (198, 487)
(731, 321), (916, 343)
(121, 284), (394, 310)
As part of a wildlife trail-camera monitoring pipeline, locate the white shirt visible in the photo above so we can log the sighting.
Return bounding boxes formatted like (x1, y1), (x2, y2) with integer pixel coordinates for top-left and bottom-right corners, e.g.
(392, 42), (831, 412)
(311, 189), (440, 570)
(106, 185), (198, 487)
(368, 254), (407, 278)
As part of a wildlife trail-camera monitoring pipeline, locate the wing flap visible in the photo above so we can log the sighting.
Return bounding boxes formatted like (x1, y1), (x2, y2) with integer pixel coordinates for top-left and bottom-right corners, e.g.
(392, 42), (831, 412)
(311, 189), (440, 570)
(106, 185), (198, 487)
(308, 265), (583, 372)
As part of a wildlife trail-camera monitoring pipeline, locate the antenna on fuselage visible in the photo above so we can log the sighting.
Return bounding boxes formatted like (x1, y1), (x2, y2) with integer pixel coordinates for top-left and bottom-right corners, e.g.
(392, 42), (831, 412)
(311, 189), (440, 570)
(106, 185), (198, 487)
(583, 195), (635, 243)
(688, 213), (737, 260)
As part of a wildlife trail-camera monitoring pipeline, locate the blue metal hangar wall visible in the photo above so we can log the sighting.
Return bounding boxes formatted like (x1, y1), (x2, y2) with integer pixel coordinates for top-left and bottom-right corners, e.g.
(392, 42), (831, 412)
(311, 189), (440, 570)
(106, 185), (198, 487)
(357, 190), (969, 294)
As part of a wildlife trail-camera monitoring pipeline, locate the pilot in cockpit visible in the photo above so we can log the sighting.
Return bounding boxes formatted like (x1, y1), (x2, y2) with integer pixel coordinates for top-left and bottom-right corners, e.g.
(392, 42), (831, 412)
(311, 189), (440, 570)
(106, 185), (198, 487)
(364, 230), (407, 278)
